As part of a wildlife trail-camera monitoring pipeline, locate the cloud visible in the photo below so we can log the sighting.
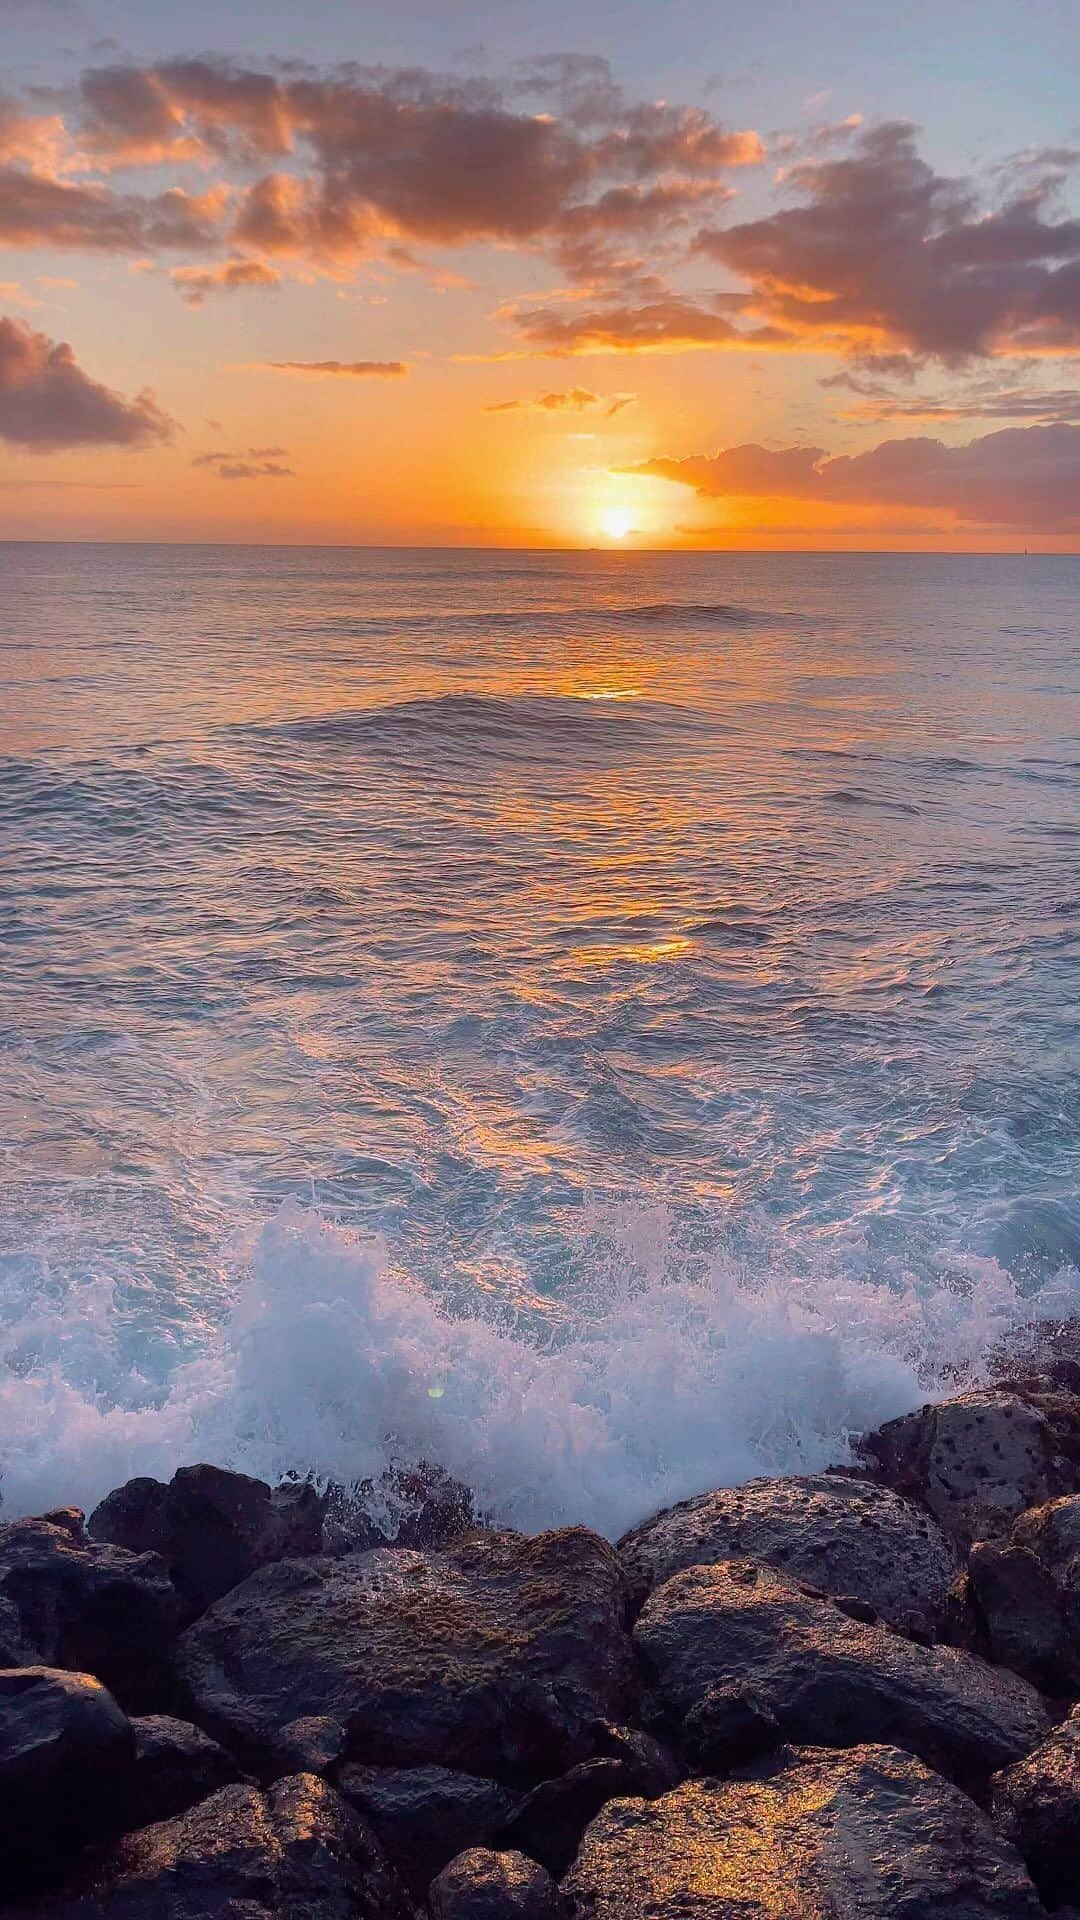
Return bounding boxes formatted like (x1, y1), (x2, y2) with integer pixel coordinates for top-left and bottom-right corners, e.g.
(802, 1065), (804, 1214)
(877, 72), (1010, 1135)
(65, 54), (758, 274)
(0, 313), (173, 450)
(696, 121), (1080, 364)
(251, 357), (407, 376)
(485, 385), (634, 414)
(0, 167), (227, 252)
(191, 446), (294, 479)
(824, 370), (1080, 423)
(502, 293), (743, 355)
(169, 256), (280, 305)
(630, 421), (1080, 528)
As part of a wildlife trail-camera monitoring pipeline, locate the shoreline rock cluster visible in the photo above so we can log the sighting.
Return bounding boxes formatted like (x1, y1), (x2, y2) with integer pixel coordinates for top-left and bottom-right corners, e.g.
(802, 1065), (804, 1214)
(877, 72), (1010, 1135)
(4, 1356), (1080, 1914)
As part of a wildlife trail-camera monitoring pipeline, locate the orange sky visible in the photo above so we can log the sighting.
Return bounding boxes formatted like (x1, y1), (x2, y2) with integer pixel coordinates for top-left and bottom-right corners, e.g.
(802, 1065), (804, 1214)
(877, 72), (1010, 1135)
(0, 12), (1077, 548)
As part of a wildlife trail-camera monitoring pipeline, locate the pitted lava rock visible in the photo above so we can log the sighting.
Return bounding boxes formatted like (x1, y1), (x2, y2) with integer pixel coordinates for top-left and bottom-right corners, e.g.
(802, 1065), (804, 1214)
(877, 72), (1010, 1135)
(177, 1526), (635, 1782)
(562, 1743), (1044, 1918)
(635, 1556), (1046, 1790)
(617, 1473), (959, 1628)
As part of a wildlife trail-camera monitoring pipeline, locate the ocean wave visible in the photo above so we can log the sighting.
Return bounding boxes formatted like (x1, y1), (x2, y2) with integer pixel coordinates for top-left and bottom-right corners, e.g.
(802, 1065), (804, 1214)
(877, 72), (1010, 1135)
(314, 599), (774, 640)
(250, 690), (715, 759)
(2, 1202), (1077, 1534)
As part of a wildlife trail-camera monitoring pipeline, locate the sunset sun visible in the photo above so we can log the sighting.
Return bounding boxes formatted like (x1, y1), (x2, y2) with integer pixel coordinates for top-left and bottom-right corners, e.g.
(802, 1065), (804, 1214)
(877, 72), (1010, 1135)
(600, 506), (635, 540)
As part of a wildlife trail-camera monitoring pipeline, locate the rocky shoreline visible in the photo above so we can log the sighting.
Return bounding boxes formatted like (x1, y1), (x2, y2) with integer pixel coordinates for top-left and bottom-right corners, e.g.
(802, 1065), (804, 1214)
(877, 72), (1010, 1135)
(3, 1351), (1080, 1915)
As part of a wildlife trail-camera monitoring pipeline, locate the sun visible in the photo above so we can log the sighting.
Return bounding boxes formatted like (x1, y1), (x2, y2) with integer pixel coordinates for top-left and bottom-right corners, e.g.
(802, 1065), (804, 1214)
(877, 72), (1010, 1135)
(600, 506), (635, 541)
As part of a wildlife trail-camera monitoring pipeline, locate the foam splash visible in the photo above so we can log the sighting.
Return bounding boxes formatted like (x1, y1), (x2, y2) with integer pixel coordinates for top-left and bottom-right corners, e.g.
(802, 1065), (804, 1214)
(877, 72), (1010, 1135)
(2, 1202), (1078, 1535)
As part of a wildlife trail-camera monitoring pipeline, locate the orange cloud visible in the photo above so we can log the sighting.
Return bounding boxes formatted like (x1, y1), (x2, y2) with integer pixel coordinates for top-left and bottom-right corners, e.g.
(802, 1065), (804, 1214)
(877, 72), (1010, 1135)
(251, 358), (408, 377)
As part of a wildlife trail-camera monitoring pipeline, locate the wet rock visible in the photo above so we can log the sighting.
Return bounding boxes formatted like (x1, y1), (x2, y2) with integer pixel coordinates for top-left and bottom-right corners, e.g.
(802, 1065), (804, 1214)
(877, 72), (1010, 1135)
(24, 1774), (414, 1920)
(617, 1473), (959, 1629)
(272, 1712), (349, 1775)
(0, 1667), (135, 1889)
(635, 1558), (1046, 1791)
(681, 1681), (781, 1772)
(496, 1736), (676, 1881)
(429, 1848), (565, 1919)
(43, 1509), (87, 1540)
(860, 1385), (1080, 1547)
(325, 1463), (480, 1554)
(89, 1464), (327, 1616)
(177, 1527), (634, 1783)
(337, 1764), (515, 1898)
(562, 1742), (1044, 1918)
(129, 1714), (248, 1827)
(0, 1517), (179, 1710)
(993, 1705), (1080, 1908)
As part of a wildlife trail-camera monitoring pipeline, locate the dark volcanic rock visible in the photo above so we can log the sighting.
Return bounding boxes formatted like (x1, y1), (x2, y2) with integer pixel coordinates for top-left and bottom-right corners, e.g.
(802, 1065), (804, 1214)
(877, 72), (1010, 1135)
(681, 1681), (781, 1772)
(177, 1527), (634, 1783)
(617, 1473), (959, 1628)
(325, 1463), (480, 1554)
(90, 1464), (327, 1616)
(496, 1738), (676, 1881)
(129, 1714), (248, 1827)
(993, 1706), (1080, 1909)
(562, 1743), (1044, 1918)
(430, 1848), (565, 1919)
(635, 1558), (1046, 1790)
(0, 1517), (178, 1710)
(860, 1385), (1080, 1547)
(20, 1774), (414, 1920)
(970, 1494), (1080, 1695)
(0, 1667), (135, 1888)
(337, 1764), (516, 1898)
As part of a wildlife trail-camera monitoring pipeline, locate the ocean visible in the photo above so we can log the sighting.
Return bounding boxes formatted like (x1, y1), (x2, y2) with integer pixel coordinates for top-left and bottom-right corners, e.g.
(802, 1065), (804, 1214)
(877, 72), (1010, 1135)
(1, 543), (1078, 1532)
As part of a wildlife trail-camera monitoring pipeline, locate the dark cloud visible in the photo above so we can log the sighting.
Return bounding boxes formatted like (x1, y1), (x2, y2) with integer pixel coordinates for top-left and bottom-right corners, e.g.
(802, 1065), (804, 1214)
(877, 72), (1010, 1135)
(0, 313), (173, 450)
(191, 447), (294, 479)
(631, 421), (1080, 528)
(67, 54), (758, 272)
(697, 121), (1080, 364)
(252, 357), (407, 376)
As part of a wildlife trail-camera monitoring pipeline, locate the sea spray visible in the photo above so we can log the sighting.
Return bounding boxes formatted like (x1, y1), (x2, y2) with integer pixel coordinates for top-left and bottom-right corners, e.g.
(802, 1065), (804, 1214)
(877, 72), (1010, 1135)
(2, 1200), (1078, 1529)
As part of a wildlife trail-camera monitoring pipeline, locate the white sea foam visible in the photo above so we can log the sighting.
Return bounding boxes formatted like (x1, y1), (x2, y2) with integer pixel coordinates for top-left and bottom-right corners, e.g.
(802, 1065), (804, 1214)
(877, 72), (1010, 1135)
(2, 1202), (1078, 1534)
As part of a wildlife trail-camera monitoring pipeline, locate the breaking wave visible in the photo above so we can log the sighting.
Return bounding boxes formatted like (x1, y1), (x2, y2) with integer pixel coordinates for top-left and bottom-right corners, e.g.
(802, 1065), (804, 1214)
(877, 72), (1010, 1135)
(2, 1202), (1077, 1536)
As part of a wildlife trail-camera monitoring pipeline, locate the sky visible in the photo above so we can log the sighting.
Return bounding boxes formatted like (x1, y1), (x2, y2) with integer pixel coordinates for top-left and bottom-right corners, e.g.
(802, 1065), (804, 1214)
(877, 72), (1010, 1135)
(0, 0), (1078, 547)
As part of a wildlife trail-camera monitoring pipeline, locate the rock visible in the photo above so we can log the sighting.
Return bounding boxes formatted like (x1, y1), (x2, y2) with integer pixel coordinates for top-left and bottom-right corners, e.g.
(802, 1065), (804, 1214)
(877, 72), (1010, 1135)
(337, 1764), (515, 1898)
(273, 1712), (349, 1775)
(0, 1517), (179, 1710)
(24, 1774), (414, 1919)
(177, 1527), (634, 1784)
(325, 1463), (480, 1553)
(993, 1705), (1080, 1908)
(43, 1509), (87, 1540)
(860, 1385), (1080, 1547)
(635, 1558), (1046, 1791)
(0, 1667), (135, 1889)
(86, 1478), (169, 1558)
(944, 1493), (1080, 1696)
(681, 1681), (781, 1772)
(129, 1714), (248, 1827)
(89, 1464), (327, 1616)
(562, 1742), (1044, 1918)
(430, 1848), (565, 1919)
(496, 1740), (676, 1881)
(617, 1474), (959, 1629)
